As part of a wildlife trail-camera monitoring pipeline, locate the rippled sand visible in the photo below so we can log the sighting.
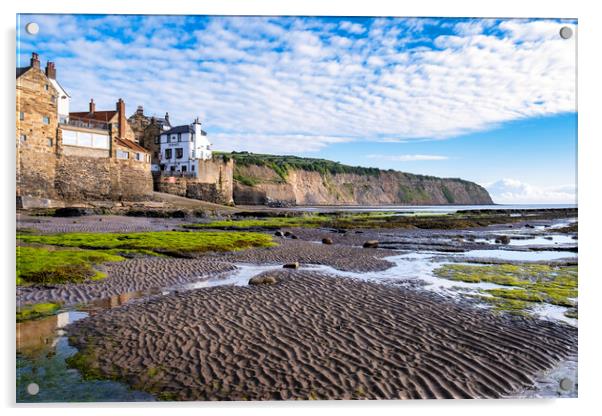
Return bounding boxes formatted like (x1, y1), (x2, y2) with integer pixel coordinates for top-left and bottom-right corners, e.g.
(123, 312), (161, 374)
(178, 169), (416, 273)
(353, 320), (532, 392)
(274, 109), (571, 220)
(68, 271), (576, 400)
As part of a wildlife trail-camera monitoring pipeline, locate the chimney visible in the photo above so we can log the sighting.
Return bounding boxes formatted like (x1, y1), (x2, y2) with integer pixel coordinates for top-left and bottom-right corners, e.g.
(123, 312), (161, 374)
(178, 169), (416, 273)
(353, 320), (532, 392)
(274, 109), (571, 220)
(89, 99), (96, 114)
(193, 117), (202, 139)
(45, 61), (56, 79)
(30, 52), (40, 69)
(116, 98), (126, 138)
(164, 112), (170, 126)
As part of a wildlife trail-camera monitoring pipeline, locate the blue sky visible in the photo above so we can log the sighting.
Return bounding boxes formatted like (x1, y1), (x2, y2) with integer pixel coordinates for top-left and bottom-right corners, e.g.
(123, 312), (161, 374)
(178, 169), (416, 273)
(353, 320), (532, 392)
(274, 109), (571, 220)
(16, 15), (577, 203)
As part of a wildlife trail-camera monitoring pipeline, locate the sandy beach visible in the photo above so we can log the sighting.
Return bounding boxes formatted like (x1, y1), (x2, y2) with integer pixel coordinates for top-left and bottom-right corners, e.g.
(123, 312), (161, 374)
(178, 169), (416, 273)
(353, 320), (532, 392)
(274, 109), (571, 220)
(17, 210), (579, 401)
(67, 270), (576, 400)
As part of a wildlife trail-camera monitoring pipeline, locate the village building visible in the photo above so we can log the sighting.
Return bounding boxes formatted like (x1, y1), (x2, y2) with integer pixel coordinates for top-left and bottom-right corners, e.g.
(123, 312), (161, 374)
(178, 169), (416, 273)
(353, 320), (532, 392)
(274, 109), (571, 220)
(128, 106), (172, 171)
(17, 52), (153, 206)
(158, 118), (212, 176)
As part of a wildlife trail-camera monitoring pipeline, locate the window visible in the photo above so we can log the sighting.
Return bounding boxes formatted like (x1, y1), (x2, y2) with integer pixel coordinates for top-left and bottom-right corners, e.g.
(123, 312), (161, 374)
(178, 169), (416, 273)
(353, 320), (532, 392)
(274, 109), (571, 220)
(177, 133), (182, 142)
(42, 116), (50, 125)
(176, 148), (183, 159)
(136, 152), (143, 161)
(171, 135), (177, 143)
(117, 150), (129, 159)
(160, 164), (165, 171)
(191, 165), (195, 172)
(165, 149), (172, 159)
(45, 84), (49, 90)
(19, 112), (24, 121)
(155, 136), (160, 144)
(181, 166), (187, 172)
(170, 166), (176, 172)
(47, 138), (53, 147)
(20, 134), (27, 142)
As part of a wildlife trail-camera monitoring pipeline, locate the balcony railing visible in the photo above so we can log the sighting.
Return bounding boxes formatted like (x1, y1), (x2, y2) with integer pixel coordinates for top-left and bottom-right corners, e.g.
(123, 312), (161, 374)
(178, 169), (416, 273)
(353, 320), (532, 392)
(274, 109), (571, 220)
(60, 115), (110, 131)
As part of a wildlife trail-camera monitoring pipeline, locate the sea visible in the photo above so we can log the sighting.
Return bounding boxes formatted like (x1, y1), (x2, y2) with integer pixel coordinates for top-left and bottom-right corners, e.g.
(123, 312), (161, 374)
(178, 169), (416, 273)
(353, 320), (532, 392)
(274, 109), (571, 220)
(283, 204), (577, 214)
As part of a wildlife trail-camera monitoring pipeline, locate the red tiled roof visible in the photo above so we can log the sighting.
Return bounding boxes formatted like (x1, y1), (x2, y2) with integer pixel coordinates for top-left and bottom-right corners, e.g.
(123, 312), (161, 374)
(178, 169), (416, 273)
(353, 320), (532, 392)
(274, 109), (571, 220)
(69, 110), (117, 122)
(114, 137), (149, 154)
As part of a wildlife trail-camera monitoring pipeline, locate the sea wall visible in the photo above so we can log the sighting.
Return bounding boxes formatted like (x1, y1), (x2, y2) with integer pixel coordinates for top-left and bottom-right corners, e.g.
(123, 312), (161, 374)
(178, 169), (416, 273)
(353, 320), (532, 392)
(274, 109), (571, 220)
(55, 156), (153, 202)
(154, 157), (234, 205)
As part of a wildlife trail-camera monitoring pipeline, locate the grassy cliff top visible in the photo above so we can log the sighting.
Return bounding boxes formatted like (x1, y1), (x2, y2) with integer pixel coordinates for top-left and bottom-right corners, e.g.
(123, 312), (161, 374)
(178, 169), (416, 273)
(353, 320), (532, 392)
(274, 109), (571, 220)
(216, 151), (472, 183)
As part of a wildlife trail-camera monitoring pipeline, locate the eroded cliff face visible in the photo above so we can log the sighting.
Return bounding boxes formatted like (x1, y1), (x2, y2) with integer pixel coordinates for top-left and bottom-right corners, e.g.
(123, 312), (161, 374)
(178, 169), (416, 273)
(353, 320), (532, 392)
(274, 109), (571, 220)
(233, 164), (493, 206)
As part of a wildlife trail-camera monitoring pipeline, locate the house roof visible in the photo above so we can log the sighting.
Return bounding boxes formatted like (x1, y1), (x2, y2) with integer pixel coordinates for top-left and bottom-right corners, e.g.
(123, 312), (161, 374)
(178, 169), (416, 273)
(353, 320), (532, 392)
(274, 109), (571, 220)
(16, 67), (30, 78)
(69, 110), (117, 122)
(162, 125), (208, 136)
(114, 137), (149, 153)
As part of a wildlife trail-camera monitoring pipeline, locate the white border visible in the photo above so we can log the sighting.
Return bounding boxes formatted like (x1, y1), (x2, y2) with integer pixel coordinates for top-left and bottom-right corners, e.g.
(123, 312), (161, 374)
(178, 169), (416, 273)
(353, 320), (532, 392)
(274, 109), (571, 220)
(3, 1), (601, 415)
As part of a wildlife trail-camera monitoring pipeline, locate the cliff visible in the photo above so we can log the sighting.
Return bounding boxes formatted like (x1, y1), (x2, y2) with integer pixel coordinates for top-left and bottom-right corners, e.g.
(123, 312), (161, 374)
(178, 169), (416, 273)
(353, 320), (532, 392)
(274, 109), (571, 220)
(226, 153), (493, 206)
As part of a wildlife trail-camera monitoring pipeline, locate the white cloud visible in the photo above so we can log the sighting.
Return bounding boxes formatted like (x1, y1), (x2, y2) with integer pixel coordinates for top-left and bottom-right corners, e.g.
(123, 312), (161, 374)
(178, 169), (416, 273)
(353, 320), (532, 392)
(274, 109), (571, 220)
(367, 154), (449, 162)
(20, 16), (577, 154)
(339, 21), (366, 35)
(486, 178), (576, 204)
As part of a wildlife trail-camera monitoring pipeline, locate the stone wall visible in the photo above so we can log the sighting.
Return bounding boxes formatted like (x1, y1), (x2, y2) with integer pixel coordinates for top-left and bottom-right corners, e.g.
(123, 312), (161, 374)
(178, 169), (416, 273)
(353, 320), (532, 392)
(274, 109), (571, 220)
(16, 66), (59, 200)
(155, 157), (234, 204)
(55, 156), (153, 202)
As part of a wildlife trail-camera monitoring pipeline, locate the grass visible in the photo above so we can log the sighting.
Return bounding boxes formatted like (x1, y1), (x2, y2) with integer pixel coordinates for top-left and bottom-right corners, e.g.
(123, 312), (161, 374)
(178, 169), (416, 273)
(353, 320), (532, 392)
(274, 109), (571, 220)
(18, 231), (276, 257)
(434, 263), (578, 315)
(16, 246), (125, 285)
(16, 302), (61, 322)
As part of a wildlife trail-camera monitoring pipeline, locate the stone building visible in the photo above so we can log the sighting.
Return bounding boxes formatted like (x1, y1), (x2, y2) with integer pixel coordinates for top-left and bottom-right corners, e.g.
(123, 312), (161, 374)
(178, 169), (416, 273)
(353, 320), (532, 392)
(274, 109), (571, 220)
(128, 106), (172, 171)
(17, 52), (153, 207)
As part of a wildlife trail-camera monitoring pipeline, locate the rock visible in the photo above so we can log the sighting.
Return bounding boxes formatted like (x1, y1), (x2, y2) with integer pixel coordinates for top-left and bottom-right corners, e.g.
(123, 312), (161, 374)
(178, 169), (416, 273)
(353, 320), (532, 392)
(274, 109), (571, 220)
(322, 238), (333, 245)
(363, 240), (379, 248)
(283, 262), (300, 269)
(284, 231), (292, 237)
(274, 231), (284, 237)
(496, 235), (510, 244)
(54, 207), (88, 217)
(290, 234), (299, 239)
(248, 275), (278, 285)
(525, 224), (535, 229)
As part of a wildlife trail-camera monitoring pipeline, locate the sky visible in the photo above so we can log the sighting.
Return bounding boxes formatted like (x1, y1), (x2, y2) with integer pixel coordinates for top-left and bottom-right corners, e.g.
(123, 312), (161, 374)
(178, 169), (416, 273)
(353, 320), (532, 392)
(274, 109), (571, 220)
(16, 15), (577, 204)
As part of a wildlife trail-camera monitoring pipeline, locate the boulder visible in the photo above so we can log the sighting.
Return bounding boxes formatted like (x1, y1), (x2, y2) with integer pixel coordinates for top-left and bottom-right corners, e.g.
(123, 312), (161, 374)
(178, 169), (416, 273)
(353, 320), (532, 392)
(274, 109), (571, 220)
(290, 234), (299, 239)
(283, 262), (300, 269)
(495, 235), (510, 244)
(284, 231), (293, 237)
(274, 231), (284, 237)
(249, 275), (278, 285)
(363, 240), (379, 248)
(54, 207), (88, 217)
(322, 238), (333, 245)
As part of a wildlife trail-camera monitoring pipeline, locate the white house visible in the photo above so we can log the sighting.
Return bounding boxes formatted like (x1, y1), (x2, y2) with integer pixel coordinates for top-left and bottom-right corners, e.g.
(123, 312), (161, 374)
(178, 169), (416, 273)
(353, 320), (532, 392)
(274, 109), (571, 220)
(159, 118), (211, 175)
(44, 61), (71, 123)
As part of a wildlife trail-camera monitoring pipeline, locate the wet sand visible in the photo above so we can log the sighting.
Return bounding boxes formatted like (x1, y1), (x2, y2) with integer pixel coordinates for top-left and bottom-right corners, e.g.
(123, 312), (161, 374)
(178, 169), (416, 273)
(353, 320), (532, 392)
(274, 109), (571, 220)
(68, 270), (577, 400)
(17, 240), (395, 306)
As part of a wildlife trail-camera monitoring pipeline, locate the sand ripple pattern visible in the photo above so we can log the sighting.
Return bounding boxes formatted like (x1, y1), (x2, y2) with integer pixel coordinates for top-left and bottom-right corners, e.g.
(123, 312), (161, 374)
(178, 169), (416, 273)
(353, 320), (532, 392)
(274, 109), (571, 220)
(68, 272), (576, 400)
(211, 239), (394, 272)
(18, 215), (186, 234)
(17, 258), (235, 306)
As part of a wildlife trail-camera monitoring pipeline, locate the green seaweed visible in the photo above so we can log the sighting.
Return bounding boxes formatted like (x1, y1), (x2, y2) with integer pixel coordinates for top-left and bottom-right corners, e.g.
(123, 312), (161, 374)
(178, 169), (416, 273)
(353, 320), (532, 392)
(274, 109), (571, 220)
(18, 231), (276, 257)
(16, 246), (124, 285)
(16, 302), (61, 322)
(434, 263), (578, 315)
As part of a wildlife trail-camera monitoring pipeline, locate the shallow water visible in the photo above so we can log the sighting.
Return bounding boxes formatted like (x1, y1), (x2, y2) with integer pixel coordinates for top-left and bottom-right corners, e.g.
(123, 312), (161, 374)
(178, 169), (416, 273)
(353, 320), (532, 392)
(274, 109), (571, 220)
(461, 249), (577, 262)
(16, 311), (155, 402)
(282, 204), (576, 214)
